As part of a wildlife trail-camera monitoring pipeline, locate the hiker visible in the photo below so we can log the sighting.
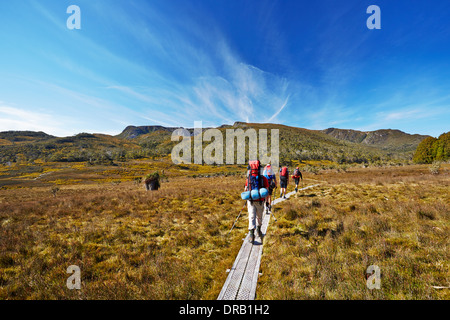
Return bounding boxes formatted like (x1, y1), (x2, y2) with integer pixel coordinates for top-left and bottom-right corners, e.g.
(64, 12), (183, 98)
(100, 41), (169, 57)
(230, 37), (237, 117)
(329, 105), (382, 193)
(279, 166), (289, 199)
(244, 160), (270, 244)
(292, 167), (303, 192)
(263, 164), (277, 213)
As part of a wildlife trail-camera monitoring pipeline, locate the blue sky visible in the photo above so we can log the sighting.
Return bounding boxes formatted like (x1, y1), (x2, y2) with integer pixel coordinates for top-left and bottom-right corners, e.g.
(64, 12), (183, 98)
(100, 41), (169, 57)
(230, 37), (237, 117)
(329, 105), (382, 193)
(0, 0), (449, 137)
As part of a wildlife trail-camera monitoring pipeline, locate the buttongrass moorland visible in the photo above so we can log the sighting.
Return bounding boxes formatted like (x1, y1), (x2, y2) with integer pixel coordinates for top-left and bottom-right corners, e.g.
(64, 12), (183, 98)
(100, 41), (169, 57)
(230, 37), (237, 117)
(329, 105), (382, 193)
(0, 160), (448, 299)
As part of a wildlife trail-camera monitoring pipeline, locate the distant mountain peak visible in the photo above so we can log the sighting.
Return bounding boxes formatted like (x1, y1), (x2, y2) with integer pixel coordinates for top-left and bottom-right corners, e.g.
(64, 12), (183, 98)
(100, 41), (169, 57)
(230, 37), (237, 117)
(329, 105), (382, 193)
(117, 125), (180, 139)
(321, 128), (430, 152)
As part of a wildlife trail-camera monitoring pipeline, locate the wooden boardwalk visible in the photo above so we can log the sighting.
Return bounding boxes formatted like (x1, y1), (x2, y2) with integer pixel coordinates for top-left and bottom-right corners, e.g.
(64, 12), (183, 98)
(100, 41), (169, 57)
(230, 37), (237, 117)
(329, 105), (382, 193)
(217, 184), (320, 300)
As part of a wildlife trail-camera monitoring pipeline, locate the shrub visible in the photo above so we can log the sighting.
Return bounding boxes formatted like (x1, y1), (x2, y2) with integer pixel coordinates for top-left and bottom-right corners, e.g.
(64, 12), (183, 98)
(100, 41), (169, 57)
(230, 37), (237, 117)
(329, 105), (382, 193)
(144, 171), (161, 190)
(429, 161), (441, 175)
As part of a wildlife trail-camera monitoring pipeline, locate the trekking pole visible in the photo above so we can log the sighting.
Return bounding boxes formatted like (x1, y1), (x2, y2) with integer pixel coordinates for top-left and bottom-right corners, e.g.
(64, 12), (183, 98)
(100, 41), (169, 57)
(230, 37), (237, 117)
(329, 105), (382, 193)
(271, 187), (278, 222)
(271, 187), (277, 206)
(271, 209), (278, 222)
(227, 201), (247, 235)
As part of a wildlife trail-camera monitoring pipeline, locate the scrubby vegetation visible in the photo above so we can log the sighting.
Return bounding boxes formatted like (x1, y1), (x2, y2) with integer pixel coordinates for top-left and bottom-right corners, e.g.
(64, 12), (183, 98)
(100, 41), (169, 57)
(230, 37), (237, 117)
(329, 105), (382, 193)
(413, 132), (449, 164)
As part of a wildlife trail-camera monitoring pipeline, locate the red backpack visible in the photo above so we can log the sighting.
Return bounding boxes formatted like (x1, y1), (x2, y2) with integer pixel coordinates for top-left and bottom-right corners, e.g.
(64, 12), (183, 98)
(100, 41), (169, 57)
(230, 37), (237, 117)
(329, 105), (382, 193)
(248, 160), (261, 177)
(247, 160), (263, 192)
(280, 166), (288, 177)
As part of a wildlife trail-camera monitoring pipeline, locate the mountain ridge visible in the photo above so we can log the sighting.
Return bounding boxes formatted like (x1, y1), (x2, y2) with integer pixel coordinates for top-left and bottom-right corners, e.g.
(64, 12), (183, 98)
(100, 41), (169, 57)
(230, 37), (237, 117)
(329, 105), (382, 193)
(320, 127), (430, 152)
(0, 123), (432, 165)
(117, 125), (181, 140)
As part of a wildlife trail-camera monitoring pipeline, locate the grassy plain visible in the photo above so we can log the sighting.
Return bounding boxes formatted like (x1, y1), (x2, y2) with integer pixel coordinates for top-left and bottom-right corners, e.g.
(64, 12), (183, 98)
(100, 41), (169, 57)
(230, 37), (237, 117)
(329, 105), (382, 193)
(0, 159), (448, 299)
(259, 164), (449, 299)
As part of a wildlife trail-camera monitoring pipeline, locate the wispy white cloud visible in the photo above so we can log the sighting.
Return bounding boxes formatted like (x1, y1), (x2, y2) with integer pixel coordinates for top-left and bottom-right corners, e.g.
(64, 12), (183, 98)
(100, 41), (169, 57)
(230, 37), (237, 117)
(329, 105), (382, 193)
(111, 33), (293, 127)
(383, 109), (424, 121)
(267, 95), (290, 122)
(29, 0), (293, 130)
(0, 103), (73, 136)
(380, 105), (448, 123)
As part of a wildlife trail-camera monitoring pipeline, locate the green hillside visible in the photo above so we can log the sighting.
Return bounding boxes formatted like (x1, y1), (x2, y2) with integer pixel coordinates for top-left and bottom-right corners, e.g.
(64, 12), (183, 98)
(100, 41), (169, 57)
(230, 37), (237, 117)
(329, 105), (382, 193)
(0, 132), (140, 165)
(0, 123), (432, 166)
(117, 125), (179, 140)
(0, 131), (55, 146)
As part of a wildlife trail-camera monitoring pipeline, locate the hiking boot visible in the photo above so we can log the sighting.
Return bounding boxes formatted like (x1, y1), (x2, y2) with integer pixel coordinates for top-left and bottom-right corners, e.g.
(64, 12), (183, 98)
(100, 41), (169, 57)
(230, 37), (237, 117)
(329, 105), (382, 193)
(256, 226), (263, 239)
(248, 229), (255, 244)
(295, 187), (298, 192)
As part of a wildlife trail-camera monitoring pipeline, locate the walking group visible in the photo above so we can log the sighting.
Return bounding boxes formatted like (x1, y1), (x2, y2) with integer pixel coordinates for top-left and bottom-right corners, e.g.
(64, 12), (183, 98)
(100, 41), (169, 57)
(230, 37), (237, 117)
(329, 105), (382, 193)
(242, 160), (303, 244)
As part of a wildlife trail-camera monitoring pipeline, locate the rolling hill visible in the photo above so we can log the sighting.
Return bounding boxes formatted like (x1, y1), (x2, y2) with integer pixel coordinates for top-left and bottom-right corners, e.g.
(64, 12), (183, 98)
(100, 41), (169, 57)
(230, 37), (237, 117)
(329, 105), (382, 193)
(0, 123), (431, 165)
(0, 131), (56, 146)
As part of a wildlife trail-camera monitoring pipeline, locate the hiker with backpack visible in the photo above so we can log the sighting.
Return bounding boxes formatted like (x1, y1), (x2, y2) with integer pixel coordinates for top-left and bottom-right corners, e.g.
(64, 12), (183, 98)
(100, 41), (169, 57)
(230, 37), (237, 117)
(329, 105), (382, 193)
(279, 166), (289, 199)
(243, 160), (270, 244)
(292, 167), (303, 192)
(263, 164), (277, 213)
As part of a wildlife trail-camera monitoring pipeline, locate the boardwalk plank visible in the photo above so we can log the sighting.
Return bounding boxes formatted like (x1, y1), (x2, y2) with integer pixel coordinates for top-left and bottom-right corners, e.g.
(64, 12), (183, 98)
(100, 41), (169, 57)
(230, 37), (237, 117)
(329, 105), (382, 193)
(218, 184), (320, 300)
